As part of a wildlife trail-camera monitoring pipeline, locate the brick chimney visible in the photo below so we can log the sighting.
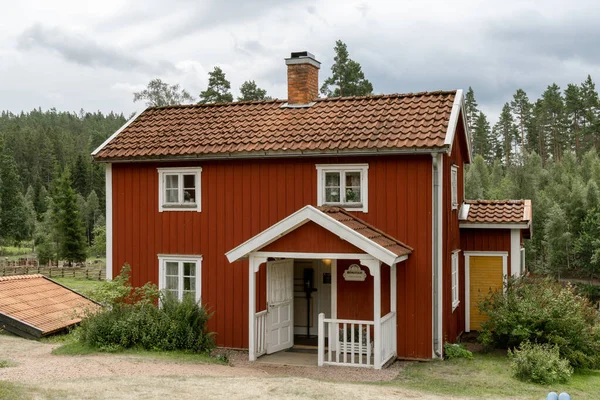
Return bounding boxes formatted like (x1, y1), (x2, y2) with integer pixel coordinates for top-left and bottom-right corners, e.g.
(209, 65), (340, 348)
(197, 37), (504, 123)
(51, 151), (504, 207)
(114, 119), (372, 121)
(285, 51), (320, 106)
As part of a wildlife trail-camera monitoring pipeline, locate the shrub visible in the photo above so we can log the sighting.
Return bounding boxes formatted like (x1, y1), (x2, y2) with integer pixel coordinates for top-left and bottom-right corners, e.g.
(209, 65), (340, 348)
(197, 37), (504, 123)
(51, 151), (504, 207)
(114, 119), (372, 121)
(444, 342), (473, 360)
(78, 266), (215, 353)
(509, 341), (573, 384)
(479, 276), (600, 369)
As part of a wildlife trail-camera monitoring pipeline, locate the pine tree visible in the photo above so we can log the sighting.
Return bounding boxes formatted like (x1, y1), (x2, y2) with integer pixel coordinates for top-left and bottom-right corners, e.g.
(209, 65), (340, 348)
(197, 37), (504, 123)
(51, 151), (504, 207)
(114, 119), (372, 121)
(565, 84), (584, 157)
(133, 78), (194, 107)
(580, 75), (599, 150)
(35, 197), (59, 265)
(544, 202), (573, 278)
(199, 67), (234, 104)
(54, 170), (87, 265)
(493, 103), (518, 166)
(472, 112), (493, 161)
(510, 89), (532, 155)
(72, 154), (90, 196)
(541, 83), (567, 161)
(320, 40), (373, 97)
(464, 87), (479, 132)
(0, 152), (28, 244)
(238, 80), (270, 101)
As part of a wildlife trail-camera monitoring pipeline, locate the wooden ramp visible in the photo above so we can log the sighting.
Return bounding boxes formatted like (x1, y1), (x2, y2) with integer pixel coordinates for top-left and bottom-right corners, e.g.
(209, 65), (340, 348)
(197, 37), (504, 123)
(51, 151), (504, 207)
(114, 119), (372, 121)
(0, 274), (100, 339)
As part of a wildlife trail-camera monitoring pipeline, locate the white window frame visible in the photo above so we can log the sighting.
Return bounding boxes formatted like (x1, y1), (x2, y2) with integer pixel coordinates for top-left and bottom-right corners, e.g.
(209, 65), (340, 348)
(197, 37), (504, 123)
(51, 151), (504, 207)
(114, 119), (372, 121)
(158, 167), (202, 212)
(451, 250), (460, 311)
(316, 164), (369, 212)
(451, 165), (459, 210)
(158, 254), (202, 303)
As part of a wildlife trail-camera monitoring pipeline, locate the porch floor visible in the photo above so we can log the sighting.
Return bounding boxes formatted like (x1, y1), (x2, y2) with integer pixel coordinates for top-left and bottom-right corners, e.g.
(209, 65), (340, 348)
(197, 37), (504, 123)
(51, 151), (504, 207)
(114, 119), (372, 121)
(256, 350), (317, 367)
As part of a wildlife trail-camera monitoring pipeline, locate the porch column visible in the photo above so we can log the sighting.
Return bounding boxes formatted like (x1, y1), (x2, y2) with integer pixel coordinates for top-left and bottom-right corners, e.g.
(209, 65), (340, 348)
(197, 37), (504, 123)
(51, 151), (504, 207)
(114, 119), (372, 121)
(248, 254), (267, 361)
(361, 258), (382, 369)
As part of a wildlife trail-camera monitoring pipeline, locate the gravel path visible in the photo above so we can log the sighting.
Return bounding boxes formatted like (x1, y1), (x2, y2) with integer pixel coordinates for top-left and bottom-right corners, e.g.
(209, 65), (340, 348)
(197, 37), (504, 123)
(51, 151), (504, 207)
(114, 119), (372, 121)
(0, 334), (452, 399)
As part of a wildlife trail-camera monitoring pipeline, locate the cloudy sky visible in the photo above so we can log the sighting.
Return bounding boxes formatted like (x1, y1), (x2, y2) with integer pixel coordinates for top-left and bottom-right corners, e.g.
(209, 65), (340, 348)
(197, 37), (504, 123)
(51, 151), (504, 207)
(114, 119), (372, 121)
(1, 0), (599, 123)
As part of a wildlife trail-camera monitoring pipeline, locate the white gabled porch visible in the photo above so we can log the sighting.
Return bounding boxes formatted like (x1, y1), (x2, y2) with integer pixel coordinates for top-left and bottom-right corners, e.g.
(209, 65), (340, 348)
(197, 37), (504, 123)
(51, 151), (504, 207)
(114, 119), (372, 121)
(226, 205), (412, 370)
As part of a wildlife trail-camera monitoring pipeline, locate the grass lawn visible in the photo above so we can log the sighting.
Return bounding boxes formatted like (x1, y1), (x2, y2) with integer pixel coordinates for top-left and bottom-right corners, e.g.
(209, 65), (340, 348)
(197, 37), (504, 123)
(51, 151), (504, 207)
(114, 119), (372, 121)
(390, 351), (600, 399)
(51, 340), (225, 365)
(0, 245), (33, 260)
(50, 277), (104, 299)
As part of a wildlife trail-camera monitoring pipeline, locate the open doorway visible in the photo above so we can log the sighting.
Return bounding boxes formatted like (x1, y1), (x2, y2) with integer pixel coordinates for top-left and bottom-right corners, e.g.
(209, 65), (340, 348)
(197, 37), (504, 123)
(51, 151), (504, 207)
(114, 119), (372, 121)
(293, 259), (332, 347)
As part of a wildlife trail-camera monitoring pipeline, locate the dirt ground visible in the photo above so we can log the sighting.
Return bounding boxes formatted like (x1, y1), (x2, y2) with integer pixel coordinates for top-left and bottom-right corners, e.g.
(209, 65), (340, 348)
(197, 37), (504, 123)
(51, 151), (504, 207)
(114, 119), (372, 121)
(0, 334), (453, 400)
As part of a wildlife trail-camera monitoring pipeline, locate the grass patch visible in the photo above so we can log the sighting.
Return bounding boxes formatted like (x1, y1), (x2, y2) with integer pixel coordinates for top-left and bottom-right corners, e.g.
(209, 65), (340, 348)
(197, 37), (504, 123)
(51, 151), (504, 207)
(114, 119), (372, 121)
(0, 359), (16, 368)
(52, 336), (225, 365)
(50, 277), (104, 299)
(0, 381), (28, 400)
(390, 351), (600, 399)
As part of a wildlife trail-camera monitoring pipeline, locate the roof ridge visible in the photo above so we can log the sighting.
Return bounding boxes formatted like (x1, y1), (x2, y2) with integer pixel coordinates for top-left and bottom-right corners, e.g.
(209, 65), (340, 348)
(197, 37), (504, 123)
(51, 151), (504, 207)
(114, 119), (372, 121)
(0, 274), (44, 282)
(147, 90), (458, 111)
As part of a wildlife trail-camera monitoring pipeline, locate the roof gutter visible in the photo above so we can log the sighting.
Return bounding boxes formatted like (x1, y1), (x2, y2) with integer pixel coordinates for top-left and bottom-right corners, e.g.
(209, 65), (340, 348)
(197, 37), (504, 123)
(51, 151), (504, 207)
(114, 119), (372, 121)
(92, 147), (449, 164)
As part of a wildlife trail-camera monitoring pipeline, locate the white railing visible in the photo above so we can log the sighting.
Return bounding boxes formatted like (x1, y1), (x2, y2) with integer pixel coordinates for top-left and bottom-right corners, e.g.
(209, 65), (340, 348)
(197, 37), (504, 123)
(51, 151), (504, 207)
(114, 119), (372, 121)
(255, 310), (268, 357)
(379, 312), (396, 367)
(318, 313), (375, 368)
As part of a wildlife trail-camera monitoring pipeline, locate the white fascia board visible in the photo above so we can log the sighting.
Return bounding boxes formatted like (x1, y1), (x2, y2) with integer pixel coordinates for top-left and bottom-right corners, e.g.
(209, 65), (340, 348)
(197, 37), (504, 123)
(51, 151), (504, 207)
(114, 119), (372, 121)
(459, 223), (529, 229)
(443, 89), (473, 163)
(458, 203), (470, 221)
(91, 107), (148, 157)
(225, 206), (313, 262)
(225, 205), (402, 266)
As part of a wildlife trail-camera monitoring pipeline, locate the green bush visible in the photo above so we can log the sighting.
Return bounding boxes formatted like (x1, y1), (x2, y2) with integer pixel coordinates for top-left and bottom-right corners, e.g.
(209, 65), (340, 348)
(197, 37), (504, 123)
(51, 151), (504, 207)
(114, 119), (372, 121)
(509, 341), (573, 384)
(78, 266), (215, 353)
(444, 342), (473, 360)
(479, 276), (600, 369)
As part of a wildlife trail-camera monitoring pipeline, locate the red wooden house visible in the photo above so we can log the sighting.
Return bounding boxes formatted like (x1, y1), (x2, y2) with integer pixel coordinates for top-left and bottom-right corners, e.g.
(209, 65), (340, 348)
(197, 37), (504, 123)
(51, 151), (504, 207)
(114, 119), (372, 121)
(92, 51), (532, 369)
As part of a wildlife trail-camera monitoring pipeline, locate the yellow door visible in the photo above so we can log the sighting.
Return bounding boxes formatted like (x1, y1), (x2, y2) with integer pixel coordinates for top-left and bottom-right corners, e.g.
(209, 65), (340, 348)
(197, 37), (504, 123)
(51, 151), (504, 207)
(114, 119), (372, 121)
(469, 256), (503, 331)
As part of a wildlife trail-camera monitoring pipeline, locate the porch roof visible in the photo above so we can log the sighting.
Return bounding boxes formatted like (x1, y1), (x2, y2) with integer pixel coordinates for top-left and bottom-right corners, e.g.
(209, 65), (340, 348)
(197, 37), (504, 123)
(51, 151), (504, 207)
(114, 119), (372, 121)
(226, 205), (413, 266)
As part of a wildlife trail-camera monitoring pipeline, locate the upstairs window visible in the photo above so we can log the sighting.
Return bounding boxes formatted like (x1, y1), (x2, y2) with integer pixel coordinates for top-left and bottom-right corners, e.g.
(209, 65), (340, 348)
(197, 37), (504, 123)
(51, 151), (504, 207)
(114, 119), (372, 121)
(158, 167), (202, 212)
(451, 165), (458, 210)
(158, 255), (202, 302)
(316, 164), (369, 212)
(452, 250), (460, 310)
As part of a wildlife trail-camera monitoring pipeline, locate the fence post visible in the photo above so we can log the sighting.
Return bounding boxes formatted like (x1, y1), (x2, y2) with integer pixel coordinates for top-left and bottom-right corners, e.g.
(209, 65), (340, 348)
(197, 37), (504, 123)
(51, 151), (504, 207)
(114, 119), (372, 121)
(318, 313), (325, 367)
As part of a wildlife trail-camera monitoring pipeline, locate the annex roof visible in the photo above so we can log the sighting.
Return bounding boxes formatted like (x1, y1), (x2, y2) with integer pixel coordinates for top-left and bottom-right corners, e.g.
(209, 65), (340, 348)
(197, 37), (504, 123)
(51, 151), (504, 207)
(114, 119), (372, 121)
(0, 274), (99, 339)
(226, 205), (413, 266)
(92, 90), (471, 162)
(459, 200), (533, 237)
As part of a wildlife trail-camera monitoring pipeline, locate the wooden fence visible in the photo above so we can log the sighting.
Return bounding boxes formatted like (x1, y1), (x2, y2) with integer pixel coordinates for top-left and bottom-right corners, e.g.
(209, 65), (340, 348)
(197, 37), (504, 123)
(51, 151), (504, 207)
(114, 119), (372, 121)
(0, 265), (106, 280)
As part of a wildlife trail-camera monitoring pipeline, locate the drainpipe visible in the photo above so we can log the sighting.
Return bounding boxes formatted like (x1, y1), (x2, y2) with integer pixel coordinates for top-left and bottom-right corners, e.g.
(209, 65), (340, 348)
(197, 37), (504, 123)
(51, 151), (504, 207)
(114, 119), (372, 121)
(432, 153), (442, 358)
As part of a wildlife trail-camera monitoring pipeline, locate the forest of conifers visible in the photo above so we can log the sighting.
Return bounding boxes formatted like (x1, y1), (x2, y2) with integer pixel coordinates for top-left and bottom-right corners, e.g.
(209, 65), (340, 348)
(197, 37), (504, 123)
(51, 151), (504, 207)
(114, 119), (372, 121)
(1, 65), (599, 278)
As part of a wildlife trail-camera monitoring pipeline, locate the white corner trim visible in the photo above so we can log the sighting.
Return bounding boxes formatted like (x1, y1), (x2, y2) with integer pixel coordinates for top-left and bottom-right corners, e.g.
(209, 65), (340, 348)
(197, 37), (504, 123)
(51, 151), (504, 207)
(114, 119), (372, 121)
(157, 254), (203, 303)
(92, 107), (148, 156)
(157, 167), (202, 212)
(316, 164), (369, 213)
(225, 205), (402, 266)
(510, 229), (520, 277)
(464, 251), (508, 333)
(458, 203), (470, 220)
(105, 164), (113, 281)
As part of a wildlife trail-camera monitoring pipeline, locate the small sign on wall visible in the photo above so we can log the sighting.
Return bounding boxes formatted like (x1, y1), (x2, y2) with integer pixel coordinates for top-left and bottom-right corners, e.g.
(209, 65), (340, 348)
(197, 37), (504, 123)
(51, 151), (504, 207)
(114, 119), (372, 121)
(323, 272), (331, 284)
(343, 264), (367, 281)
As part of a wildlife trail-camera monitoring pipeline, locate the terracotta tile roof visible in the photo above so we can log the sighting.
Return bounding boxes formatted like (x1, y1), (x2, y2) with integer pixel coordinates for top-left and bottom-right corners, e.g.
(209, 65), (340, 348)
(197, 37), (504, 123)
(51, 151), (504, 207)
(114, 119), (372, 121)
(317, 206), (413, 258)
(0, 274), (99, 337)
(461, 200), (532, 224)
(93, 91), (457, 160)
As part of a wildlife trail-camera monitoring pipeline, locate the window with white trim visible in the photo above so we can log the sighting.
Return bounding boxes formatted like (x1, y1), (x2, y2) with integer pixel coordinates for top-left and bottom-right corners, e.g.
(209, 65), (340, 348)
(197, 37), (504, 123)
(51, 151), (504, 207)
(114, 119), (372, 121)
(158, 255), (202, 302)
(451, 165), (458, 210)
(451, 251), (460, 310)
(316, 164), (369, 212)
(158, 167), (202, 212)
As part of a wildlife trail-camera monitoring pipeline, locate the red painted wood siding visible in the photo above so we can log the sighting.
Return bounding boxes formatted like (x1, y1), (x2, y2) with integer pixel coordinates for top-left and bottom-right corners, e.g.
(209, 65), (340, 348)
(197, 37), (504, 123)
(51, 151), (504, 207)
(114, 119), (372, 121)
(335, 260), (392, 320)
(110, 154), (433, 358)
(442, 115), (468, 344)
(461, 229), (512, 261)
(261, 221), (362, 253)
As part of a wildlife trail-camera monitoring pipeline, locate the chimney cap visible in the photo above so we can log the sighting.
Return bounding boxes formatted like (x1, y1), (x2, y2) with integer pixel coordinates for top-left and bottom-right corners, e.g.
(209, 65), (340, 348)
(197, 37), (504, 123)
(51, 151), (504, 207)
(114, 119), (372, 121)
(285, 51), (320, 69)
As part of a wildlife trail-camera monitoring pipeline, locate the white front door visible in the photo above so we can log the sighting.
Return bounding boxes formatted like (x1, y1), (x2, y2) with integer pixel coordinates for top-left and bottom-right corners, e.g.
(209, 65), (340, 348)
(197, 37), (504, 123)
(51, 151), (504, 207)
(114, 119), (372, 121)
(267, 259), (294, 354)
